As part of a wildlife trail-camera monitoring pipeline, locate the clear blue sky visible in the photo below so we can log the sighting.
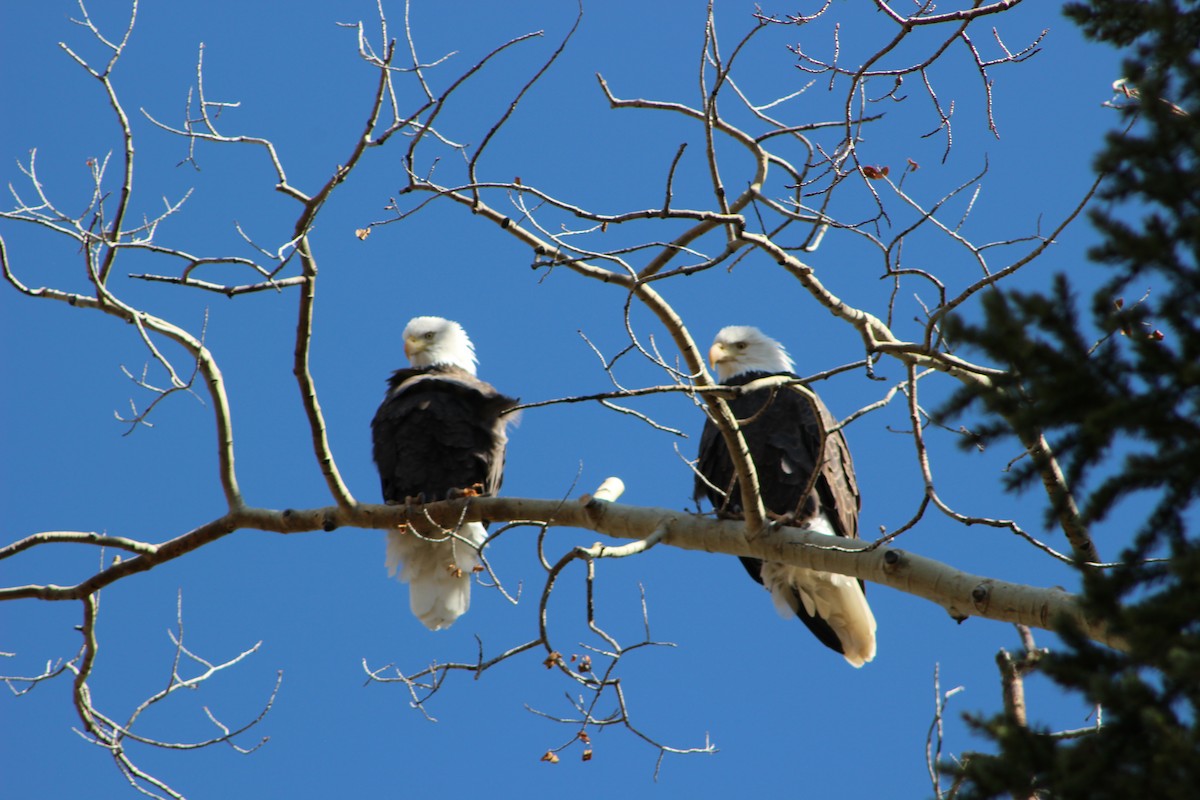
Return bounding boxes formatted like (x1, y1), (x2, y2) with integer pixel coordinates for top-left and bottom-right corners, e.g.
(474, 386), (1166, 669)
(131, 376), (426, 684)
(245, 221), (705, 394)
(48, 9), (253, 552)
(2, 2), (1128, 797)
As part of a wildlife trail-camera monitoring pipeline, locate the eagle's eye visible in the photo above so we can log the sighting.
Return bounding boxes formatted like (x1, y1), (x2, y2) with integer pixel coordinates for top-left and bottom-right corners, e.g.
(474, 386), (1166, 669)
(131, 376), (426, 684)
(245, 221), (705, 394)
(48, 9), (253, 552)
(735, 342), (748, 350)
(424, 331), (436, 341)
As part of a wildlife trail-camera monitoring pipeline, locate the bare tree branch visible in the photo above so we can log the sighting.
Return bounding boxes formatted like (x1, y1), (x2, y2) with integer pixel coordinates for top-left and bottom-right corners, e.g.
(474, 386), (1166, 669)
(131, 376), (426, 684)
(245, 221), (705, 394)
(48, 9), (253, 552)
(0, 493), (1125, 650)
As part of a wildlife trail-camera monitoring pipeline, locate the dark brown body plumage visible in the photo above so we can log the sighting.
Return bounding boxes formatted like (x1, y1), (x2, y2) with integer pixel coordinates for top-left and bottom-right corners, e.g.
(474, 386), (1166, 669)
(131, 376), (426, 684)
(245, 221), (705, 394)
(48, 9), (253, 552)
(371, 365), (517, 504)
(694, 370), (862, 655)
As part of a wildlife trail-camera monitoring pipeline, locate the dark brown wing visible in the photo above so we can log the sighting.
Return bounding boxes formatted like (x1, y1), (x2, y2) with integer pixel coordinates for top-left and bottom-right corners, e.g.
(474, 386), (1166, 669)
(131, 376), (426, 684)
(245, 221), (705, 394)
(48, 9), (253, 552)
(695, 371), (859, 532)
(797, 384), (859, 540)
(694, 371), (861, 654)
(371, 365), (517, 504)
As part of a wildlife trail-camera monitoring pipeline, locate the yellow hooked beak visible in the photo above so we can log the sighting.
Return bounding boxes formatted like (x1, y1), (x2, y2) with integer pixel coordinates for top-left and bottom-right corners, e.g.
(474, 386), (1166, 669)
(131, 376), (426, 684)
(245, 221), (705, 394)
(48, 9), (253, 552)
(404, 336), (424, 363)
(708, 341), (728, 371)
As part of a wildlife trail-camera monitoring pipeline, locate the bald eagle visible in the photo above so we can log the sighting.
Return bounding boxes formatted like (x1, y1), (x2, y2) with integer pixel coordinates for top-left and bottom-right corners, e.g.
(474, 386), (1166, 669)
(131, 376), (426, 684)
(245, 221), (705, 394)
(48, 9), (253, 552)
(371, 316), (517, 630)
(694, 325), (877, 667)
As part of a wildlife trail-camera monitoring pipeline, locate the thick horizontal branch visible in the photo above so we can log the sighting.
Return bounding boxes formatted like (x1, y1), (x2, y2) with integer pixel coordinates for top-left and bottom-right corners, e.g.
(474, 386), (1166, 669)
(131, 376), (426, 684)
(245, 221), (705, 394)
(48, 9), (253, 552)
(0, 495), (1117, 651)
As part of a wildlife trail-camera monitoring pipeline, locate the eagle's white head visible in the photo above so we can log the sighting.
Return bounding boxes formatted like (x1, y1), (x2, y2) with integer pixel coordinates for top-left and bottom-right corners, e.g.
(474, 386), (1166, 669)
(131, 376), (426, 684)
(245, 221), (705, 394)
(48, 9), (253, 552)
(708, 325), (795, 382)
(403, 316), (478, 374)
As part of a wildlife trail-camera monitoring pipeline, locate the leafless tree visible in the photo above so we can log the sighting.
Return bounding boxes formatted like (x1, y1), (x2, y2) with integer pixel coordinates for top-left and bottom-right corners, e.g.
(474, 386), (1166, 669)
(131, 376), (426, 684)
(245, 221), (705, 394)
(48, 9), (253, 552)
(2, 1), (1123, 796)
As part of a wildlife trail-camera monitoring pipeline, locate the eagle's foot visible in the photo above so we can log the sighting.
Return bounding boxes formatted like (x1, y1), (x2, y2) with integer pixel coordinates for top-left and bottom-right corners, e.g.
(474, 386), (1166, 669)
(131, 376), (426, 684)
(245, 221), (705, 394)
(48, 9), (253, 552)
(446, 563), (466, 579)
(383, 500), (413, 531)
(448, 483), (487, 499)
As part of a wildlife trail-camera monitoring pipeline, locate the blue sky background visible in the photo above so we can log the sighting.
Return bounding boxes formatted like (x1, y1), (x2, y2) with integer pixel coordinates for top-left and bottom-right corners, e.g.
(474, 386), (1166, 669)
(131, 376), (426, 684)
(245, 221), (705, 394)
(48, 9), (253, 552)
(2, 2), (1134, 797)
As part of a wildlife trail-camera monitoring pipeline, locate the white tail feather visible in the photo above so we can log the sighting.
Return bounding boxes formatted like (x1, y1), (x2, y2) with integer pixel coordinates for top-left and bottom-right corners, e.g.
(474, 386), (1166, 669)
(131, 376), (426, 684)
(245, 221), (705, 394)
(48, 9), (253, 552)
(386, 522), (487, 631)
(760, 562), (878, 667)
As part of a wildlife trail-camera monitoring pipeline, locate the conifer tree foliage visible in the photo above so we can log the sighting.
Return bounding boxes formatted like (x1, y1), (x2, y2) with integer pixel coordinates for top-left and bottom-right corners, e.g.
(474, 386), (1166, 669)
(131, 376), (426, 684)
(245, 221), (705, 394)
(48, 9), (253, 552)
(942, 1), (1200, 797)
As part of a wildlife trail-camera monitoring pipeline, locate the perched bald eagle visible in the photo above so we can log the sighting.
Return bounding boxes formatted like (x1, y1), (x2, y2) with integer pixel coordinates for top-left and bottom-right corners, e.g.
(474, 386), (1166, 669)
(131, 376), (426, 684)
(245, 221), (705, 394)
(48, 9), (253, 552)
(694, 325), (877, 667)
(371, 316), (517, 630)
